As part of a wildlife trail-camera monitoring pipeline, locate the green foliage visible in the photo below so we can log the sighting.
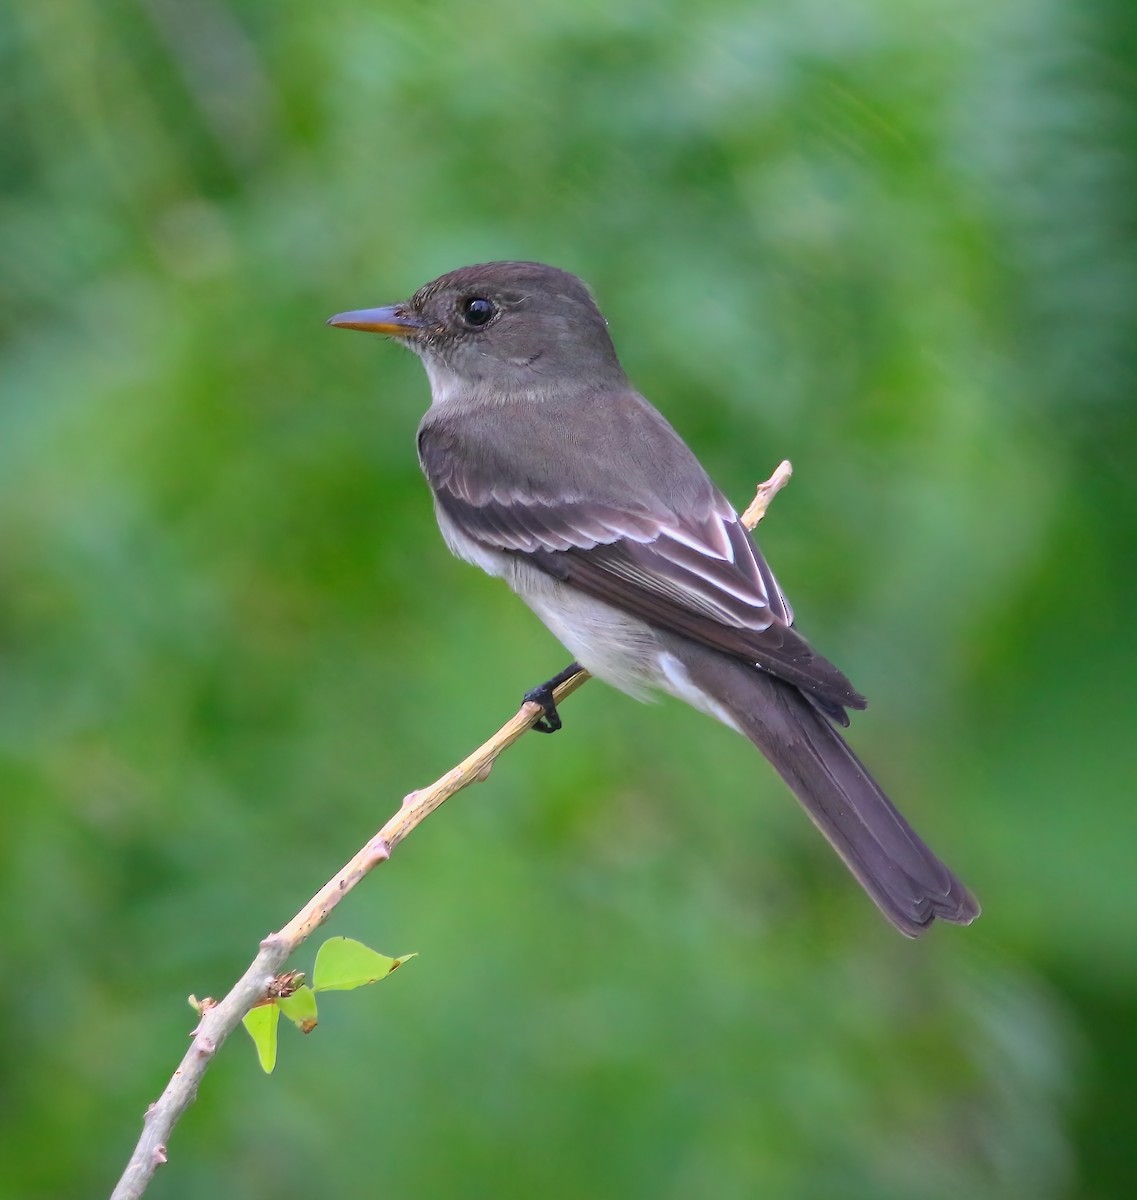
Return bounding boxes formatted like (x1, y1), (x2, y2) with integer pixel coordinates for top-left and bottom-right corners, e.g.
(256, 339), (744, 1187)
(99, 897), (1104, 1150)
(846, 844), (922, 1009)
(241, 939), (414, 1071)
(311, 937), (414, 992)
(2, 0), (1135, 1197)
(275, 985), (318, 1034)
(241, 1003), (280, 1075)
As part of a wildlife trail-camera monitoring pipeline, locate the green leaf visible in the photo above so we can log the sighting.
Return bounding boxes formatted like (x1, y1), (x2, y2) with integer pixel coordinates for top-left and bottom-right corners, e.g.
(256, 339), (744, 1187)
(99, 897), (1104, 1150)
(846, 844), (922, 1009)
(242, 1003), (280, 1073)
(278, 984), (319, 1033)
(312, 937), (415, 991)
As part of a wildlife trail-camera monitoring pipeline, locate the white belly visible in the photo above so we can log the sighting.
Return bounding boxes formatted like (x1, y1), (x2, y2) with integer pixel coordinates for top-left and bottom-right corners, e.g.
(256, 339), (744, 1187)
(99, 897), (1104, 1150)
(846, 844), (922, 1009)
(434, 503), (742, 731)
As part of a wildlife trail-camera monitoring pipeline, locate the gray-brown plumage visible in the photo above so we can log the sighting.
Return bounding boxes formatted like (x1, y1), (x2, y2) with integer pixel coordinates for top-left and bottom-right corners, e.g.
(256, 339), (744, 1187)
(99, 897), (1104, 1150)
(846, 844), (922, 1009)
(328, 261), (979, 936)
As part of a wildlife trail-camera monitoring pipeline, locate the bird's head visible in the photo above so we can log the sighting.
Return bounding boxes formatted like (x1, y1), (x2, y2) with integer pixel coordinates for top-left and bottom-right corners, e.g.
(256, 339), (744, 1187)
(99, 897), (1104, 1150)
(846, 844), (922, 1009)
(328, 261), (626, 402)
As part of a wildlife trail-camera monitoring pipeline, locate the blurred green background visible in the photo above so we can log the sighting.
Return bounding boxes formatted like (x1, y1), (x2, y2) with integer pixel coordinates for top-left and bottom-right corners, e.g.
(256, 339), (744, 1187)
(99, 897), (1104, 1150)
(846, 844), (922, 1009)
(3, 0), (1135, 1196)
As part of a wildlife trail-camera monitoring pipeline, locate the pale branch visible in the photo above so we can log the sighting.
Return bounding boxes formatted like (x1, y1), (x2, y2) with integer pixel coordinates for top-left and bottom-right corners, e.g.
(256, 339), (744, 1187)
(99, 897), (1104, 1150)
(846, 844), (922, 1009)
(109, 461), (792, 1200)
(741, 458), (792, 530)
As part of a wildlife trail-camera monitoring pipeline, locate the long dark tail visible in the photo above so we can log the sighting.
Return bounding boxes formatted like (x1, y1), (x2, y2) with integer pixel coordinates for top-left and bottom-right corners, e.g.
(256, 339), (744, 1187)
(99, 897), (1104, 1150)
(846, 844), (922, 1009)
(680, 647), (979, 937)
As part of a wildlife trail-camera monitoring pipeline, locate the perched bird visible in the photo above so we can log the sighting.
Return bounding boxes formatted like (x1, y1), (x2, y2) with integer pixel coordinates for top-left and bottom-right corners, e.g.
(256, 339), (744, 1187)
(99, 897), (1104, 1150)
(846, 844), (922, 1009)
(328, 261), (979, 936)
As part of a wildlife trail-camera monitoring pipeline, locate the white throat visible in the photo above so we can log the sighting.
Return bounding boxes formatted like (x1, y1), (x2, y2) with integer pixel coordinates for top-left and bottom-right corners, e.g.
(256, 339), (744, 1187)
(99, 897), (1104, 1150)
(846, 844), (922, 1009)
(421, 357), (465, 407)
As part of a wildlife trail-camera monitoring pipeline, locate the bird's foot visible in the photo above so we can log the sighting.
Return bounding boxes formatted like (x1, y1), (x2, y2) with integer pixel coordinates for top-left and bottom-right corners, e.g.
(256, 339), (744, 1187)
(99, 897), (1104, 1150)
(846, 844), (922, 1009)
(523, 662), (582, 734)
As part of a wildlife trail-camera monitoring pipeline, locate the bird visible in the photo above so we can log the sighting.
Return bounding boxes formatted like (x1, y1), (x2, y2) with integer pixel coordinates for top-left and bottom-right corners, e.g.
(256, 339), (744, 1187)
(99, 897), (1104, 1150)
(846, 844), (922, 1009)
(328, 260), (979, 937)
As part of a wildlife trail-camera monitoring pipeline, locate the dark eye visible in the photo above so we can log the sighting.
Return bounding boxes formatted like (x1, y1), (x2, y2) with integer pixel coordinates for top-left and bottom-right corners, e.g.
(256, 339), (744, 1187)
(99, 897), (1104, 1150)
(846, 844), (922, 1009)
(460, 296), (496, 328)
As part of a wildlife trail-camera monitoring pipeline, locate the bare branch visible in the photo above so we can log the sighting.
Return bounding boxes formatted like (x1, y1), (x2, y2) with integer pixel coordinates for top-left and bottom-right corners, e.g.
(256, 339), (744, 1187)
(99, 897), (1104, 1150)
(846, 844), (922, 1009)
(109, 461), (791, 1200)
(740, 459), (792, 530)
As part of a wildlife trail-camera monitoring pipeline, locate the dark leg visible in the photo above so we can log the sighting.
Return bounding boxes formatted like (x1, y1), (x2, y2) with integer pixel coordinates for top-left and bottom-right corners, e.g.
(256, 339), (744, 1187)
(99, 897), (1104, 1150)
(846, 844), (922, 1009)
(523, 662), (583, 734)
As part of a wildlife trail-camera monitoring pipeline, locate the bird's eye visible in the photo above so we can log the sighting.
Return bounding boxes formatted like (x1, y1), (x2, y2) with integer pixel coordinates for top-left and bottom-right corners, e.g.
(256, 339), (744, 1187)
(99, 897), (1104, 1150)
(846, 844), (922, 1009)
(460, 296), (496, 328)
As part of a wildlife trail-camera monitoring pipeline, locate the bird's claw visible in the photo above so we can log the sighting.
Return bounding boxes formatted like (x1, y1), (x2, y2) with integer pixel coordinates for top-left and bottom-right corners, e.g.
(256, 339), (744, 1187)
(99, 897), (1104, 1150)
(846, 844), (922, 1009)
(522, 662), (581, 734)
(524, 682), (563, 733)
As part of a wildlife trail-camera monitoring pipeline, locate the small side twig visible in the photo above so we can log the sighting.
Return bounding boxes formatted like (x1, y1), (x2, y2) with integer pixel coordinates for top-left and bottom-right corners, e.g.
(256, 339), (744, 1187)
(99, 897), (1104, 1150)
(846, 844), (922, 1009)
(109, 460), (791, 1200)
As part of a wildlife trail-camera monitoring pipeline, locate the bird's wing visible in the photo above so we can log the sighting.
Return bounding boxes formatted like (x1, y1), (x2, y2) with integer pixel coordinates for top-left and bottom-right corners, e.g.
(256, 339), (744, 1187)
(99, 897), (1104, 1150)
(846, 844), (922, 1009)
(418, 408), (865, 721)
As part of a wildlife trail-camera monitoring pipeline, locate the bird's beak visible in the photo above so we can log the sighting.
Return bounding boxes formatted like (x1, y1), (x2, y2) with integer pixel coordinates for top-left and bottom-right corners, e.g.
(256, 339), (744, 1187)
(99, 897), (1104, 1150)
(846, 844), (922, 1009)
(326, 305), (423, 337)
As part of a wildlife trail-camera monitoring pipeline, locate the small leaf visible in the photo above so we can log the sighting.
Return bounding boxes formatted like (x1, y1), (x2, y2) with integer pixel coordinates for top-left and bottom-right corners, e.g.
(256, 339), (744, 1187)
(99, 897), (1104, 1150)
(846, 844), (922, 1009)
(242, 1003), (280, 1073)
(312, 937), (414, 991)
(278, 985), (319, 1033)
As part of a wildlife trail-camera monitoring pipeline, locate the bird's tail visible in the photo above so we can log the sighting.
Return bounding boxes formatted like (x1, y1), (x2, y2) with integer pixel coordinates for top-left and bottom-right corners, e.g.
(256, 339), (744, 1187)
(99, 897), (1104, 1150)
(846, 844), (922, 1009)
(679, 647), (979, 936)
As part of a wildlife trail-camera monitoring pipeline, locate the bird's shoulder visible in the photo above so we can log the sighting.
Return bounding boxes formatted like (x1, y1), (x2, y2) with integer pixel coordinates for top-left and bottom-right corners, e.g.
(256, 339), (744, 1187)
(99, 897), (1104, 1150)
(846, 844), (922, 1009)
(417, 386), (718, 516)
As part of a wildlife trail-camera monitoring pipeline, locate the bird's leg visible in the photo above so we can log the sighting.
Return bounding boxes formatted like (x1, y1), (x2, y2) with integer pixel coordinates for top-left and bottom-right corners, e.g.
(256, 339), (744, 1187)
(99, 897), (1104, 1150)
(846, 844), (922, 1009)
(523, 662), (582, 734)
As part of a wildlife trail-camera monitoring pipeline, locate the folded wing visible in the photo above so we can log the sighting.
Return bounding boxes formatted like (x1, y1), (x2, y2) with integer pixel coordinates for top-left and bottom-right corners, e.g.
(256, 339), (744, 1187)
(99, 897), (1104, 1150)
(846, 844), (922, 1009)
(420, 412), (865, 722)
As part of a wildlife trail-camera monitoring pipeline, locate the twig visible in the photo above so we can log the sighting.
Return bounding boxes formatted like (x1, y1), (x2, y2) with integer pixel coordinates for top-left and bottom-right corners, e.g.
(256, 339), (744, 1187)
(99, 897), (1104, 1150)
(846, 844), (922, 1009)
(109, 461), (791, 1200)
(741, 459), (792, 530)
